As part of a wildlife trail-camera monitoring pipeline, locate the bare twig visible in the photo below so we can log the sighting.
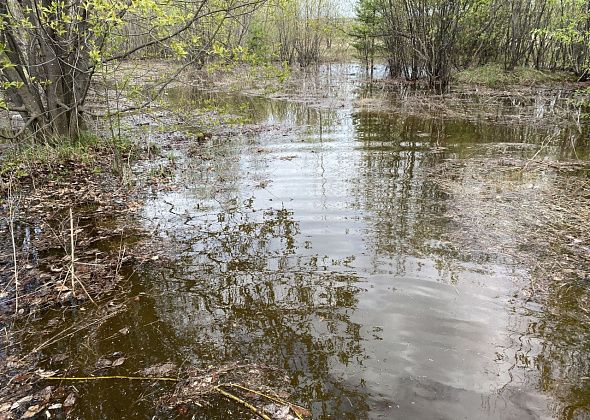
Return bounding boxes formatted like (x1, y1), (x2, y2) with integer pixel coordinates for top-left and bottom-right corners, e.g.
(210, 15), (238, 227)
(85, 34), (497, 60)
(227, 383), (306, 420)
(69, 207), (76, 293)
(43, 375), (178, 382)
(214, 385), (271, 420)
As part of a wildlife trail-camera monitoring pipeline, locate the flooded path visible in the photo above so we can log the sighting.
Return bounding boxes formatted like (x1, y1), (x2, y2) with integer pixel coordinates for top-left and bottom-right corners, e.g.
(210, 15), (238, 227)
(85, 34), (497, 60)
(40, 65), (590, 418)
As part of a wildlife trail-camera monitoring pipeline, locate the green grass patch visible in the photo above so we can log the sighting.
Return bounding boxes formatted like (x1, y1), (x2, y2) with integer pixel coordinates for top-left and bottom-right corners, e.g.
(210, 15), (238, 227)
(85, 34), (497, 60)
(454, 64), (575, 88)
(0, 131), (134, 181)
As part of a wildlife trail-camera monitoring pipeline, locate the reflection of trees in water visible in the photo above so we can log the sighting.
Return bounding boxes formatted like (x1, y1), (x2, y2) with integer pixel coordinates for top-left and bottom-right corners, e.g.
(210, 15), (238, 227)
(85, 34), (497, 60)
(353, 110), (590, 417)
(536, 318), (590, 417)
(153, 205), (370, 417)
(166, 85), (340, 127)
(526, 263), (590, 417)
(350, 111), (587, 275)
(350, 111), (457, 276)
(497, 282), (590, 418)
(194, 207), (300, 272)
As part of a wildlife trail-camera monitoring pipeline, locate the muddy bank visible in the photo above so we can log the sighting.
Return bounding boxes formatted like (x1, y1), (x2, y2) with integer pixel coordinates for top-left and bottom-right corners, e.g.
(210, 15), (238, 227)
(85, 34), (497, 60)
(0, 147), (157, 418)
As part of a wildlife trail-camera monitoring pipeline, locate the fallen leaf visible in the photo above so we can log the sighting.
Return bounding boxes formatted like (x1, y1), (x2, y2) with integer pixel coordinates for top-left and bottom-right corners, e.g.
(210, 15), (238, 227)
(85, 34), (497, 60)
(290, 404), (312, 418)
(14, 395), (33, 408)
(54, 284), (70, 292)
(140, 362), (177, 376)
(40, 386), (53, 402)
(263, 404), (293, 420)
(63, 393), (76, 408)
(95, 358), (112, 369)
(112, 357), (125, 367)
(22, 405), (42, 419)
(59, 292), (72, 301)
(36, 369), (58, 378)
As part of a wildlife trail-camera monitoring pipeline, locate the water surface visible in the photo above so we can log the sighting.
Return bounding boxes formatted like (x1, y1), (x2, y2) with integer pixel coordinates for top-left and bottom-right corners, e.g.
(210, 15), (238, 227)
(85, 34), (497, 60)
(70, 64), (590, 418)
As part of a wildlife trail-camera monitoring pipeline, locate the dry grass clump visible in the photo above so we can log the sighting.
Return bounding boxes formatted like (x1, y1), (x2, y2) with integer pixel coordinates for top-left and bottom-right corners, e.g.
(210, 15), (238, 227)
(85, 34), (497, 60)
(358, 83), (586, 131)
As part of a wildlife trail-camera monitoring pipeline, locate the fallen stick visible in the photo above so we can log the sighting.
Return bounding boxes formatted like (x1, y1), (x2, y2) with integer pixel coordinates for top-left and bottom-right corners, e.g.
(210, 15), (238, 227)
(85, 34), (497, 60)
(214, 385), (271, 420)
(227, 383), (305, 420)
(42, 375), (178, 382)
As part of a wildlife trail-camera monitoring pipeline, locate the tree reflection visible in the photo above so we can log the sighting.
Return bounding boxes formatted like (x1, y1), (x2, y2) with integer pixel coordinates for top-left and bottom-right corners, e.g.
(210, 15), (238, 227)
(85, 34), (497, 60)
(153, 203), (370, 418)
(352, 109), (590, 418)
(350, 111), (459, 278)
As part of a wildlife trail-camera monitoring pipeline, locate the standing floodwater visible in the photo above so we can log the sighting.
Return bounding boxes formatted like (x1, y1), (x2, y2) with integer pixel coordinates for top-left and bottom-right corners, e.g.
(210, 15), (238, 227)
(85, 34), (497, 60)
(62, 64), (589, 418)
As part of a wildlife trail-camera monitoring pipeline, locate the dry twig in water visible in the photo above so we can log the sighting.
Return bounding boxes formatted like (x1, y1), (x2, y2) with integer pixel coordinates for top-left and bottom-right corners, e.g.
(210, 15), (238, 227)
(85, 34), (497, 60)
(3, 179), (20, 314)
(64, 207), (96, 305)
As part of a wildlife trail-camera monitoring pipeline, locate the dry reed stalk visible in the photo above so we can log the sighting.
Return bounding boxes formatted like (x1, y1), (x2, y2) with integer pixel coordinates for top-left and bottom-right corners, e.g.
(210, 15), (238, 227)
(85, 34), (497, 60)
(70, 207), (75, 292)
(65, 207), (96, 306)
(4, 180), (20, 314)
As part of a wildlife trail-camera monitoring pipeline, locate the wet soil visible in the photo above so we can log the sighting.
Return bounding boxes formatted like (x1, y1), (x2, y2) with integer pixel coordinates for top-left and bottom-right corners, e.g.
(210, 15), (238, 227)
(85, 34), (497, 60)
(2, 62), (590, 419)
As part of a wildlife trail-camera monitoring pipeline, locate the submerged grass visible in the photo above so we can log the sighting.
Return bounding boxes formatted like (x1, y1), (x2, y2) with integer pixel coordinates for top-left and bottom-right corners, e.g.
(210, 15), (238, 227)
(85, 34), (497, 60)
(428, 154), (590, 306)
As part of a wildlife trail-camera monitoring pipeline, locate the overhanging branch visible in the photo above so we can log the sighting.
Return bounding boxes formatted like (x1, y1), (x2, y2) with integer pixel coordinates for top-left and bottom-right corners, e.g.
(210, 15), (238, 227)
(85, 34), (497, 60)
(104, 0), (265, 63)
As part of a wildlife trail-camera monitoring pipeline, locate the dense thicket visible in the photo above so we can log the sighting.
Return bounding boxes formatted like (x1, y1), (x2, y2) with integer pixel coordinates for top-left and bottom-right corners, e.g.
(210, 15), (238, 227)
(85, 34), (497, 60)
(4, 0), (588, 140)
(352, 0), (590, 90)
(120, 0), (340, 67)
(0, 0), (270, 140)
(0, 0), (342, 141)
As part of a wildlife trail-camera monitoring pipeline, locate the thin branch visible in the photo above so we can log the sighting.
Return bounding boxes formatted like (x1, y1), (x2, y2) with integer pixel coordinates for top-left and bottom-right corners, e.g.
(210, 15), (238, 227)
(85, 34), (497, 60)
(104, 0), (265, 62)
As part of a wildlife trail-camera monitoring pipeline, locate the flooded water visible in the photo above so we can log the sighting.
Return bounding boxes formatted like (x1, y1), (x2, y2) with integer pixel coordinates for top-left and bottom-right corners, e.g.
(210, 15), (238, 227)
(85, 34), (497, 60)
(21, 64), (590, 418)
